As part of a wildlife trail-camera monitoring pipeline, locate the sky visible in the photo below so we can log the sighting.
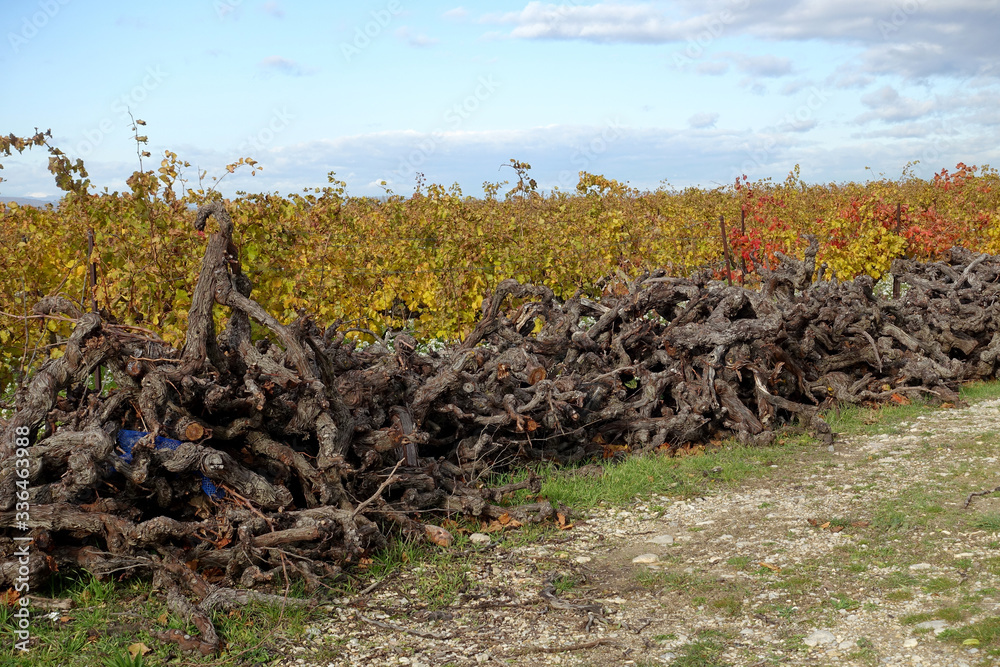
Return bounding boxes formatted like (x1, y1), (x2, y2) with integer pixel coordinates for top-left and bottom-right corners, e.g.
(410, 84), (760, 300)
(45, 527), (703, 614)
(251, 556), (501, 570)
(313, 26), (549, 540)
(1, 0), (998, 200)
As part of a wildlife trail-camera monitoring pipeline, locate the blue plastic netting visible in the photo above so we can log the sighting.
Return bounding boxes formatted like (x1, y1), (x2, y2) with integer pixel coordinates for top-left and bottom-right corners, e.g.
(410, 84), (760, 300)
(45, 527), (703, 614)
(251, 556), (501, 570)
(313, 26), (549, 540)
(116, 430), (224, 499)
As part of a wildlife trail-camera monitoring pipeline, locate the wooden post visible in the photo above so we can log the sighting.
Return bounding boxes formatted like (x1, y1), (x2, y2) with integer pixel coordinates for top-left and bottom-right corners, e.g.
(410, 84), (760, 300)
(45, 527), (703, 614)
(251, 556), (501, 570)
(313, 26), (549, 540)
(719, 215), (733, 286)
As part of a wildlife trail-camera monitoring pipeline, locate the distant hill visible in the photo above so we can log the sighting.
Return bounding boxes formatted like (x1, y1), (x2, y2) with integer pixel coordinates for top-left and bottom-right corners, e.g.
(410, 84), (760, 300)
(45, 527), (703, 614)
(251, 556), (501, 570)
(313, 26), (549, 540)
(0, 196), (58, 207)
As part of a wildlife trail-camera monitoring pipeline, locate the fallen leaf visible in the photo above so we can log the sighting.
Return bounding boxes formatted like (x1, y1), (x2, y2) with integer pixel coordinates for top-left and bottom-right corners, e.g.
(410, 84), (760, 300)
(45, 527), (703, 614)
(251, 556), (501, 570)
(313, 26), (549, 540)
(424, 524), (454, 547)
(851, 521), (870, 527)
(941, 402), (955, 409)
(807, 518), (820, 527)
(128, 643), (151, 658)
(819, 521), (831, 529)
(758, 562), (781, 572)
(157, 612), (168, 625)
(557, 512), (574, 530)
(889, 393), (911, 405)
(0, 589), (19, 606)
(829, 525), (844, 533)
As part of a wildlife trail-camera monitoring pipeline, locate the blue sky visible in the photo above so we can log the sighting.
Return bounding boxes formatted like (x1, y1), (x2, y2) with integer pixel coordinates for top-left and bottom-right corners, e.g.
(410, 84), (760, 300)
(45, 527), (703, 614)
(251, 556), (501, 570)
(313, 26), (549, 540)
(2, 0), (998, 199)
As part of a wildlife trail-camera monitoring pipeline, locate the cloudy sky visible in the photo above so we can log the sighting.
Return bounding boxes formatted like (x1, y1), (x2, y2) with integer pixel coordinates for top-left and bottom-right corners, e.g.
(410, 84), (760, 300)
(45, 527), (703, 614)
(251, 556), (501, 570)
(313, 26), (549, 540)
(2, 0), (998, 199)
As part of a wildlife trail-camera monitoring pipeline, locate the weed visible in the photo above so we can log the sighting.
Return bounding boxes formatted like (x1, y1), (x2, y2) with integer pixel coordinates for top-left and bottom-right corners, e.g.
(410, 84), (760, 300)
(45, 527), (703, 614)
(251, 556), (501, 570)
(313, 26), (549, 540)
(103, 654), (145, 667)
(846, 636), (879, 666)
(668, 630), (730, 667)
(974, 513), (1000, 532)
(938, 617), (1000, 646)
(921, 577), (959, 594)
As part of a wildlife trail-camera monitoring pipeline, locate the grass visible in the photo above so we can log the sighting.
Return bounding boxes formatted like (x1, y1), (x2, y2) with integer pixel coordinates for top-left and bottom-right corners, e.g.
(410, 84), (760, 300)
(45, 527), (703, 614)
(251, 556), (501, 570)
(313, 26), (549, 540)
(0, 572), (316, 666)
(523, 437), (803, 508)
(667, 630), (731, 667)
(938, 617), (1000, 647)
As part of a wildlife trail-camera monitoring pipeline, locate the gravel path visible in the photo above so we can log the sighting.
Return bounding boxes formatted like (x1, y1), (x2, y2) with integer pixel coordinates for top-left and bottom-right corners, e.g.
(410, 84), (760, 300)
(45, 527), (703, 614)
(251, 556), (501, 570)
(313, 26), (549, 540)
(277, 398), (1000, 666)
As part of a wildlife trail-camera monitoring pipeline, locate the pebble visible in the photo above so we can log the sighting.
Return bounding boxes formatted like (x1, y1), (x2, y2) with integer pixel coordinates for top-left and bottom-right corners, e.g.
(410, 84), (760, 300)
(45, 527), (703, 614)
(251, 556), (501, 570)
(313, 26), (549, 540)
(909, 563), (932, 570)
(574, 556), (592, 564)
(903, 638), (918, 648)
(632, 553), (658, 564)
(804, 630), (837, 647)
(913, 620), (948, 634)
(469, 533), (491, 546)
(646, 534), (674, 545)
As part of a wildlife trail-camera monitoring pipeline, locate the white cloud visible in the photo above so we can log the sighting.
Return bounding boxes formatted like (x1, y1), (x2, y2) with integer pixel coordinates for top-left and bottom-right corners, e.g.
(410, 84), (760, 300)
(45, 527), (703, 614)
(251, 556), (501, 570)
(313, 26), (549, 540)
(477, 1), (1000, 81)
(257, 56), (314, 77)
(696, 60), (729, 76)
(395, 27), (440, 48)
(730, 53), (793, 78)
(688, 112), (719, 129)
(857, 85), (936, 123)
(481, 2), (696, 43)
(443, 7), (468, 20)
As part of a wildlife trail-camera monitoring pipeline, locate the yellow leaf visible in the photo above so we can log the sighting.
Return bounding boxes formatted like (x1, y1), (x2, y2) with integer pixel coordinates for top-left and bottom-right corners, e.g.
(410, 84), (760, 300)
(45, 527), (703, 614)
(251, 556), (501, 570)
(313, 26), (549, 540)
(963, 638), (979, 646)
(128, 642), (152, 657)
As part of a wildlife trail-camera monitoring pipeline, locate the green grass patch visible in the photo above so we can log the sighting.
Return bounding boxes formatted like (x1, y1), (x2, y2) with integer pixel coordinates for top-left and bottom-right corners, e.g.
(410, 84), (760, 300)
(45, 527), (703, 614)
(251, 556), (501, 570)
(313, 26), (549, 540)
(974, 513), (1000, 533)
(0, 571), (316, 666)
(532, 439), (800, 508)
(938, 616), (1000, 646)
(959, 381), (1000, 403)
(921, 576), (959, 594)
(668, 629), (731, 667)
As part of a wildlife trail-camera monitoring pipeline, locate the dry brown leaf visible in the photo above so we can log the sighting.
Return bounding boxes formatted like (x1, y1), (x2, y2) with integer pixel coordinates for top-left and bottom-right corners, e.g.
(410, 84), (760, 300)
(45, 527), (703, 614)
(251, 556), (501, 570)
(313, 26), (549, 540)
(557, 512), (575, 530)
(889, 393), (911, 405)
(819, 521), (831, 529)
(157, 612), (168, 625)
(0, 589), (19, 606)
(424, 524), (454, 547)
(807, 518), (820, 526)
(851, 521), (870, 527)
(758, 562), (781, 572)
(829, 525), (844, 533)
(128, 642), (152, 658)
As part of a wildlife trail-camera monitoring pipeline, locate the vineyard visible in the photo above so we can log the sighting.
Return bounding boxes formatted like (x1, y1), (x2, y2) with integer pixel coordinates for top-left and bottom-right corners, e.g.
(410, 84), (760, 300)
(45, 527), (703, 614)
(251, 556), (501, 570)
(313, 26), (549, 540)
(2, 131), (999, 393)
(4, 131), (1000, 655)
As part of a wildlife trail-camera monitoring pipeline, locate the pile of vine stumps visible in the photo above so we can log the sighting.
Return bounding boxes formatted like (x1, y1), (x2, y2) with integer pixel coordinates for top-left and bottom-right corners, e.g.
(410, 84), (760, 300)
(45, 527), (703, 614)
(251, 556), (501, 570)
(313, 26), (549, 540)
(2, 203), (999, 654)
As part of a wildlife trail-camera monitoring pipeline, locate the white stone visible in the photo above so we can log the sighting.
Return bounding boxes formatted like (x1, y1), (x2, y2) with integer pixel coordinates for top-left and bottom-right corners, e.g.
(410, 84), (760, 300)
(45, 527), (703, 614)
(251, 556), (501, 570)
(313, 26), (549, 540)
(646, 534), (674, 545)
(574, 556), (592, 564)
(804, 630), (837, 647)
(903, 638), (918, 648)
(469, 532), (491, 546)
(913, 620), (948, 634)
(632, 553), (659, 564)
(909, 563), (932, 570)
